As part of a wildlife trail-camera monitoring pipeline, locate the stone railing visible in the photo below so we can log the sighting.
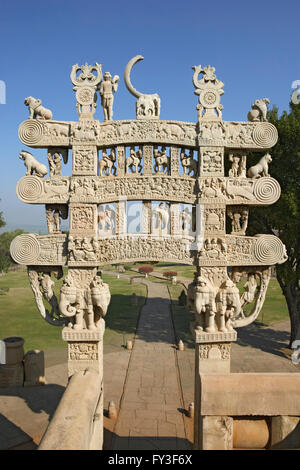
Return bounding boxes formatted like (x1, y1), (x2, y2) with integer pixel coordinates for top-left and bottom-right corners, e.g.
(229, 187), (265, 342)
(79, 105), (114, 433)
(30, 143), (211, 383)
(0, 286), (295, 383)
(38, 369), (103, 450)
(196, 373), (300, 450)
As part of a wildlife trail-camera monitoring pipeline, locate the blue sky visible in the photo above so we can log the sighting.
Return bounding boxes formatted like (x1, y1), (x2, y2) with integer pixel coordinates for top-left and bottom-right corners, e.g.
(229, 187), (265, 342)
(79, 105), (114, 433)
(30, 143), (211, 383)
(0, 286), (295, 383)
(0, 0), (299, 232)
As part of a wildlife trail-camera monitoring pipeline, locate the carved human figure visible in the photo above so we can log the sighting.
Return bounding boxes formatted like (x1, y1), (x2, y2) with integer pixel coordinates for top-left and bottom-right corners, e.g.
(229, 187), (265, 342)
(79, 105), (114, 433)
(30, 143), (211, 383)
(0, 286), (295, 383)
(46, 205), (68, 234)
(153, 146), (169, 174)
(180, 208), (192, 235)
(228, 153), (240, 177)
(98, 205), (114, 235)
(189, 276), (217, 333)
(82, 237), (97, 261)
(126, 147), (143, 174)
(217, 279), (242, 331)
(152, 203), (169, 235)
(228, 153), (247, 178)
(99, 72), (119, 121)
(99, 149), (117, 176)
(240, 274), (257, 306)
(228, 207), (248, 235)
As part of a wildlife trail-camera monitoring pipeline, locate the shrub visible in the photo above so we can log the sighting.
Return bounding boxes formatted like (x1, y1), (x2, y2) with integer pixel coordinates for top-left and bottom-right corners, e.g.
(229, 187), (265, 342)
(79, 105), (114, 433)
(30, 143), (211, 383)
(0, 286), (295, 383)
(163, 271), (178, 279)
(138, 266), (154, 275)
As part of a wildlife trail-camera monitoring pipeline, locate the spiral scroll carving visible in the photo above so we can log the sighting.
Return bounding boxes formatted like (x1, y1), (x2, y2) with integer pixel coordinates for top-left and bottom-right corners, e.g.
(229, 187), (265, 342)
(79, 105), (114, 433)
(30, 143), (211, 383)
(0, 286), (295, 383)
(16, 176), (44, 203)
(18, 120), (44, 145)
(252, 235), (286, 265)
(10, 234), (40, 265)
(253, 177), (281, 204)
(252, 122), (278, 148)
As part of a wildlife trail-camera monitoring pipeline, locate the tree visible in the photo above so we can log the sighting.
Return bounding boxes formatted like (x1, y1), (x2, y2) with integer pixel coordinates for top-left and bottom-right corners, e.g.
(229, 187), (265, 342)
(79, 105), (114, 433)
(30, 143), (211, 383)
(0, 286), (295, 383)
(247, 101), (300, 346)
(0, 229), (24, 273)
(0, 198), (5, 229)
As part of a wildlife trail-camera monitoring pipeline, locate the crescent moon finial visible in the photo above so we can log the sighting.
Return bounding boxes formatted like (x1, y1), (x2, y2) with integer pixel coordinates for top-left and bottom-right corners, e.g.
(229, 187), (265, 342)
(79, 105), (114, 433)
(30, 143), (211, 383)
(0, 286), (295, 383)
(124, 55), (145, 98)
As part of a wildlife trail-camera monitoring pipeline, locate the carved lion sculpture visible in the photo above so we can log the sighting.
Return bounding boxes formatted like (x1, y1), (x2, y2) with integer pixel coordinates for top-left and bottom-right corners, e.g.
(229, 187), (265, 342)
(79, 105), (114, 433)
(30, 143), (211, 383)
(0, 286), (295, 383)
(19, 150), (48, 177)
(24, 96), (53, 120)
(247, 153), (272, 179)
(247, 98), (270, 122)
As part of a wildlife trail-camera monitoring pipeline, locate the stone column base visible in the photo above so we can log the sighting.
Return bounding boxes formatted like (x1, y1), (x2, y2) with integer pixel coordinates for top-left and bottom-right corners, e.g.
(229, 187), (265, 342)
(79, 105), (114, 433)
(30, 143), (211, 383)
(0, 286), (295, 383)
(62, 319), (105, 378)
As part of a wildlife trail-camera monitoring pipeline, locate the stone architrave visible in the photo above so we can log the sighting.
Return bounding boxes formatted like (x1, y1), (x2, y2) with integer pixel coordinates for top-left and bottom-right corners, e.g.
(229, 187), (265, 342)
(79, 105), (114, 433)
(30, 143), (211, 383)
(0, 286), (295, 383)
(10, 61), (286, 450)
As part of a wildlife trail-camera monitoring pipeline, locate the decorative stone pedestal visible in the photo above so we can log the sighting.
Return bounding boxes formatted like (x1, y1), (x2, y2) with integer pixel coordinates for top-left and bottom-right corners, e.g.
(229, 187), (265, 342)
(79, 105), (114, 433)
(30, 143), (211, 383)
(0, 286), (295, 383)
(192, 323), (237, 450)
(62, 319), (105, 378)
(62, 321), (105, 449)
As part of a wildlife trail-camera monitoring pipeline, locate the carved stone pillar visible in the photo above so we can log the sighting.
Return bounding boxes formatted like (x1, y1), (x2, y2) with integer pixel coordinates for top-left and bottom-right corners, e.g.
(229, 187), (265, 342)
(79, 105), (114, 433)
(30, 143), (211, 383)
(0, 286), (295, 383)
(142, 201), (152, 235)
(143, 145), (153, 175)
(170, 146), (179, 176)
(62, 319), (105, 377)
(170, 203), (180, 236)
(115, 199), (127, 235)
(62, 319), (105, 449)
(117, 145), (125, 177)
(193, 329), (236, 450)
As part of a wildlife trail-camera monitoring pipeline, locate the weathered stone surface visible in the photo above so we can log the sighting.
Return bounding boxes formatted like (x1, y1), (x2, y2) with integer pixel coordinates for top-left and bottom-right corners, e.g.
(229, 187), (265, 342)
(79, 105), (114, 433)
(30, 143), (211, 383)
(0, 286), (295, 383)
(270, 416), (300, 450)
(199, 373), (300, 416)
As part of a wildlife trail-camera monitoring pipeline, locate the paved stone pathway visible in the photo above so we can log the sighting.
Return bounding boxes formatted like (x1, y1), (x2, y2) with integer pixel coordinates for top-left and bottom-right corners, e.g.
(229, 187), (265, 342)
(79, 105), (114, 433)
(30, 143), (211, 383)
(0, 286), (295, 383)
(111, 281), (191, 450)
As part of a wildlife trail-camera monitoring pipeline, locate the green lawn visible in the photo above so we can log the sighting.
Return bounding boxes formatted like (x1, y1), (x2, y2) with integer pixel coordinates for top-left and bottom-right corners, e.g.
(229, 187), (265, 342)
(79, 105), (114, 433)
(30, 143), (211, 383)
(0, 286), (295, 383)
(0, 267), (290, 358)
(0, 270), (147, 354)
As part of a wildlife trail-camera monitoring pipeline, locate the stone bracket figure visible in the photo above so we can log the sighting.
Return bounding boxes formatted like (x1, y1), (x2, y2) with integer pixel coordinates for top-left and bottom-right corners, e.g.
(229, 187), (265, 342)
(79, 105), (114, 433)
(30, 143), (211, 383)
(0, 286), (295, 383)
(188, 276), (217, 332)
(124, 55), (161, 119)
(58, 272), (111, 330)
(217, 279), (242, 332)
(28, 267), (67, 327)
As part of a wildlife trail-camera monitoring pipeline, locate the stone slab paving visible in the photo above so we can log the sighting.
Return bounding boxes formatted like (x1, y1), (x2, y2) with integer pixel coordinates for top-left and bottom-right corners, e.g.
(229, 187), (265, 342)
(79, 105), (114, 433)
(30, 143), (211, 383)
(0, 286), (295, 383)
(111, 280), (191, 450)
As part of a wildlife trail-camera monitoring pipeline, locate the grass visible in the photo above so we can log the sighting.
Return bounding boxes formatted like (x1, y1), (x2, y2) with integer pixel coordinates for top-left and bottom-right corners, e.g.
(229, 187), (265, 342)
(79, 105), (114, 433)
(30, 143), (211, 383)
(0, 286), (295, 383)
(0, 265), (290, 359)
(0, 269), (147, 354)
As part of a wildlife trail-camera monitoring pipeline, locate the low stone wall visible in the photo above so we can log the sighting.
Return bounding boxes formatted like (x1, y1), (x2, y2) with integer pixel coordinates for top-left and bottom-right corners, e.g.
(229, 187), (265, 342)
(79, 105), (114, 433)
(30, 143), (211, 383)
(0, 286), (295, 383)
(38, 368), (103, 450)
(197, 373), (300, 450)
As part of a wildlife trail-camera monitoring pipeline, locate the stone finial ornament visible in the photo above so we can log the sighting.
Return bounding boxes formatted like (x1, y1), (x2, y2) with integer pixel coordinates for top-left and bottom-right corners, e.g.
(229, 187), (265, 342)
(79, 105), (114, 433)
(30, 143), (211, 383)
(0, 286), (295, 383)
(70, 62), (103, 120)
(124, 55), (161, 119)
(19, 150), (48, 177)
(192, 65), (224, 121)
(248, 98), (270, 122)
(24, 97), (53, 120)
(99, 72), (119, 121)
